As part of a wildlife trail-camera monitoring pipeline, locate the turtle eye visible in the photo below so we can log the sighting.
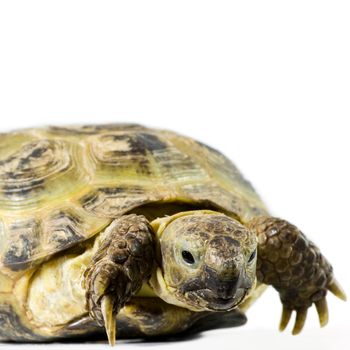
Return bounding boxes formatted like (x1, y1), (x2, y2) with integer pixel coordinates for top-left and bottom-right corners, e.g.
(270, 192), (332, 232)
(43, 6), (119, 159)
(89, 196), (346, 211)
(248, 249), (257, 263)
(182, 250), (195, 264)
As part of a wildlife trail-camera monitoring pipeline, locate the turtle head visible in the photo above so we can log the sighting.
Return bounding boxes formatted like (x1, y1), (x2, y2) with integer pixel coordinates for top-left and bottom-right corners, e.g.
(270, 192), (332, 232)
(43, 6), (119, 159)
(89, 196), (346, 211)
(150, 211), (257, 312)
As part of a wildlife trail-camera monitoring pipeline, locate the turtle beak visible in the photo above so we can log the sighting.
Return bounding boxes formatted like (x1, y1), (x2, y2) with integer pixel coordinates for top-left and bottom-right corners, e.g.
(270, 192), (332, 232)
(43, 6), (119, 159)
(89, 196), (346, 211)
(101, 295), (117, 346)
(201, 266), (252, 310)
(204, 266), (243, 299)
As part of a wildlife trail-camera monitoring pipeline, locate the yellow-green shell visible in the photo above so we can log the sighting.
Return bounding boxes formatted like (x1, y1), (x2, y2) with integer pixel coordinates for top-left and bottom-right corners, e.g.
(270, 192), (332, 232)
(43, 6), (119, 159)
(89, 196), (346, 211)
(0, 124), (268, 274)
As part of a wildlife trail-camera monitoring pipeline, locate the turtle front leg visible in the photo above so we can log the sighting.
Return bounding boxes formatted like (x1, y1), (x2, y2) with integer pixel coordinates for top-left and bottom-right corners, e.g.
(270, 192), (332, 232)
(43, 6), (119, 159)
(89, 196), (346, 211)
(83, 214), (155, 345)
(248, 217), (346, 335)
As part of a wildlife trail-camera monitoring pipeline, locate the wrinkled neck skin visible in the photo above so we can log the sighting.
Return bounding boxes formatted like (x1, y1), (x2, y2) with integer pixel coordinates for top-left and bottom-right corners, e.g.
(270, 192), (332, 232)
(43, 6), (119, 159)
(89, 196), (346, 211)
(148, 210), (256, 312)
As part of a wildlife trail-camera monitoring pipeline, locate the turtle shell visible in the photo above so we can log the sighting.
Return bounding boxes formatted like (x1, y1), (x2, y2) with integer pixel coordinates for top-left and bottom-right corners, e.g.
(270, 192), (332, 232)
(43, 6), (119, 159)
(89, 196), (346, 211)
(0, 124), (268, 274)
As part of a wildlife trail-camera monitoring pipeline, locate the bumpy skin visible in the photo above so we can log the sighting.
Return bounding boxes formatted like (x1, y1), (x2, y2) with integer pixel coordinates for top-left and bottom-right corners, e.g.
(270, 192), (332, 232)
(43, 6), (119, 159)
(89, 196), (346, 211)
(84, 215), (155, 325)
(156, 212), (257, 312)
(248, 216), (339, 334)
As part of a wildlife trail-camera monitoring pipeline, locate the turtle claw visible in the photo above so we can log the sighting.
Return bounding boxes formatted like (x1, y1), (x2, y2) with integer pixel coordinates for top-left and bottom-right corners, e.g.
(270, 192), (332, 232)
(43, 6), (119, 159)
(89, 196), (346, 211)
(292, 308), (307, 335)
(280, 300), (329, 334)
(279, 307), (292, 332)
(315, 298), (329, 327)
(278, 278), (345, 335)
(101, 295), (117, 346)
(328, 278), (347, 301)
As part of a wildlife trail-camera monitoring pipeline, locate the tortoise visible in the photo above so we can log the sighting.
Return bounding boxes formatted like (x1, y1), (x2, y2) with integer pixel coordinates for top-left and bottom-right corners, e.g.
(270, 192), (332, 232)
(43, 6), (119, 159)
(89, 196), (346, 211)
(0, 123), (346, 346)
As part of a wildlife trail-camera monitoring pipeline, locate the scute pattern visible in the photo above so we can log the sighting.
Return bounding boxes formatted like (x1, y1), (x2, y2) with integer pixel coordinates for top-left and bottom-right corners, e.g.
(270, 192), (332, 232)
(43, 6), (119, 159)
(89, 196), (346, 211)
(89, 132), (165, 177)
(80, 186), (163, 218)
(0, 138), (88, 211)
(1, 207), (109, 271)
(181, 183), (265, 222)
(88, 131), (208, 183)
(43, 209), (85, 248)
(92, 132), (168, 159)
(0, 140), (70, 201)
(153, 144), (208, 182)
(195, 141), (258, 200)
(2, 218), (41, 271)
(0, 124), (267, 273)
(161, 132), (265, 214)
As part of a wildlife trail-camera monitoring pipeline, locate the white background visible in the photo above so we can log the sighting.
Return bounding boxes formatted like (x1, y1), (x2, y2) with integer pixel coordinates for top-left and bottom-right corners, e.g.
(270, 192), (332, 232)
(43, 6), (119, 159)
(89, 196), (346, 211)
(0, 1), (349, 349)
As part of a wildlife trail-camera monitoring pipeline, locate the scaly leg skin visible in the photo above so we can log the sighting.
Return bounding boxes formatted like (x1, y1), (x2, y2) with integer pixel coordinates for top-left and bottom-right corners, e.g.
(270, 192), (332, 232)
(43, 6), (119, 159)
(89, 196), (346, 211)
(83, 214), (155, 345)
(248, 217), (346, 335)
